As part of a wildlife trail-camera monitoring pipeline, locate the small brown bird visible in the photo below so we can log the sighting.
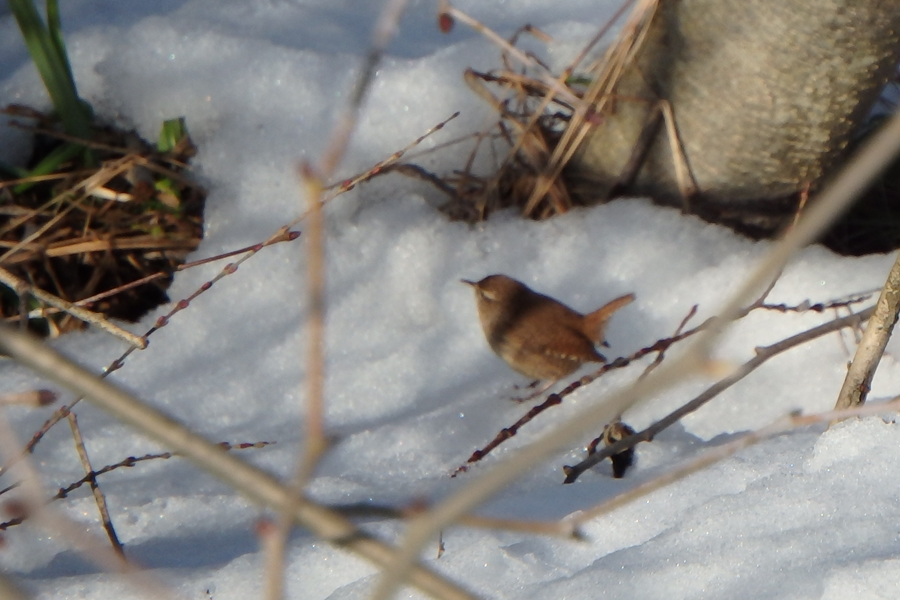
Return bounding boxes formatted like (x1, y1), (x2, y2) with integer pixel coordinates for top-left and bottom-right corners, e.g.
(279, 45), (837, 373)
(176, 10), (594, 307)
(463, 275), (635, 381)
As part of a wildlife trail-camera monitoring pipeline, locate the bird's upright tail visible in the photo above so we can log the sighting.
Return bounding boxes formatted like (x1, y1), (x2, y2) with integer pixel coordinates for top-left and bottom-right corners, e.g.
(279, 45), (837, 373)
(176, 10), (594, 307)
(584, 293), (635, 346)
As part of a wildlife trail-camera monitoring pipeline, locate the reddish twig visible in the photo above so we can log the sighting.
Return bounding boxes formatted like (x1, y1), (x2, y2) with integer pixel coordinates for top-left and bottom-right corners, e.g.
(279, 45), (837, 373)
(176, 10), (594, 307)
(0, 441), (274, 530)
(454, 290), (876, 476)
(67, 412), (124, 555)
(562, 305), (875, 483)
(760, 291), (875, 314)
(640, 304), (698, 380)
(2, 112), (459, 480)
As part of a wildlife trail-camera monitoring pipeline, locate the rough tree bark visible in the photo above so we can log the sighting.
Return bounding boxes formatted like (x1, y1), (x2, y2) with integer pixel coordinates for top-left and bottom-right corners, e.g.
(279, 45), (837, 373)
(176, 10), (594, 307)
(567, 0), (900, 236)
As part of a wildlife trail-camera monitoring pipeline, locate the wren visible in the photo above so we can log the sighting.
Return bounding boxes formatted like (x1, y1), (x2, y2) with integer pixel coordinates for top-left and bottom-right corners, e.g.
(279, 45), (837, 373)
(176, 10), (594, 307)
(463, 275), (635, 381)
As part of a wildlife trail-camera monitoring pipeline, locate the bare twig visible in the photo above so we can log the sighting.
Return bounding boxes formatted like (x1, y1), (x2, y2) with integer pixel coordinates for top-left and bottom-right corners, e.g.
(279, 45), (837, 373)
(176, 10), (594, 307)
(333, 503), (581, 539)
(0, 394), (176, 599)
(454, 271), (876, 477)
(759, 291), (876, 314)
(439, 2), (586, 109)
(0, 389), (56, 407)
(0, 267), (147, 348)
(1, 111), (453, 484)
(267, 1), (416, 598)
(640, 304), (698, 380)
(834, 250), (900, 412)
(521, 0), (660, 215)
(375, 90), (900, 600)
(261, 167), (329, 600)
(67, 412), (124, 555)
(452, 311), (716, 475)
(569, 397), (900, 527)
(658, 99), (699, 203)
(1, 441), (275, 527)
(0, 323), (475, 600)
(563, 0), (636, 77)
(564, 305), (876, 483)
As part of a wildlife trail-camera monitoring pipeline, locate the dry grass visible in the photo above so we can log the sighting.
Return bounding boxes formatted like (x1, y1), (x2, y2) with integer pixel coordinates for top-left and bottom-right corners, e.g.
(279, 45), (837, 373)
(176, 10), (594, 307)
(0, 106), (205, 335)
(431, 0), (658, 222)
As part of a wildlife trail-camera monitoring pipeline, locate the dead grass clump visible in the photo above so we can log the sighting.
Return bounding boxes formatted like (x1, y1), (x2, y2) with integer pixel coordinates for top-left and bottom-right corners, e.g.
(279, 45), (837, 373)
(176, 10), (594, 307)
(435, 34), (579, 222)
(426, 1), (660, 223)
(0, 106), (205, 336)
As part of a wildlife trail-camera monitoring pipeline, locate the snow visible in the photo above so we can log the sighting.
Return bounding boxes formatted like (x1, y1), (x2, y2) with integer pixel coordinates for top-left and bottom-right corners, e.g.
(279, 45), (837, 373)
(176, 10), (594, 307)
(2, 1), (900, 599)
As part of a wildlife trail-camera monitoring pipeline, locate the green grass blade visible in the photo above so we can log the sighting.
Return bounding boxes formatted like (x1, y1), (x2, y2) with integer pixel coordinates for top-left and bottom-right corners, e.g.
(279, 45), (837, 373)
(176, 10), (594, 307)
(45, 0), (77, 91)
(8, 0), (91, 141)
(12, 142), (84, 194)
(157, 117), (188, 153)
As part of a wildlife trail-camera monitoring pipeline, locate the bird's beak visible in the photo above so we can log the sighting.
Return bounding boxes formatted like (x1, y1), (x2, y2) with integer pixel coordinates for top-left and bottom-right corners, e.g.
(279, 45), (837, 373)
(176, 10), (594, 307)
(461, 279), (475, 286)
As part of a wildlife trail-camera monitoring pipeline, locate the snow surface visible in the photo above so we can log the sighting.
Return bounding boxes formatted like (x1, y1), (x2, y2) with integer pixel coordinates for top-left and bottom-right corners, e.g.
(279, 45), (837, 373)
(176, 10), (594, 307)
(3, 1), (900, 599)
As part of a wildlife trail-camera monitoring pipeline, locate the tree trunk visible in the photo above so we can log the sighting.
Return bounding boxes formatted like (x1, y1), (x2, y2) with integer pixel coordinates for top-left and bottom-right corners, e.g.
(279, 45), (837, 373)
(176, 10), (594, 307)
(567, 0), (900, 236)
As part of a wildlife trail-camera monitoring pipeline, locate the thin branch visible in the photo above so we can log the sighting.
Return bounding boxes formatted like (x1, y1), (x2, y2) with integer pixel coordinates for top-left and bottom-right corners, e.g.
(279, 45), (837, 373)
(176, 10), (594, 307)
(521, 0), (660, 215)
(374, 90), (900, 600)
(569, 397), (900, 527)
(453, 286), (874, 475)
(0, 393), (176, 599)
(333, 503), (581, 540)
(268, 0), (414, 597)
(316, 0), (413, 178)
(0, 112), (453, 483)
(834, 250), (900, 412)
(1, 441), (276, 526)
(67, 412), (124, 555)
(563, 305), (875, 483)
(0, 389), (56, 407)
(640, 304), (697, 380)
(562, 0), (635, 77)
(262, 169), (328, 600)
(440, 3), (585, 109)
(0, 323), (475, 600)
(0, 266), (147, 349)
(759, 290), (876, 314)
